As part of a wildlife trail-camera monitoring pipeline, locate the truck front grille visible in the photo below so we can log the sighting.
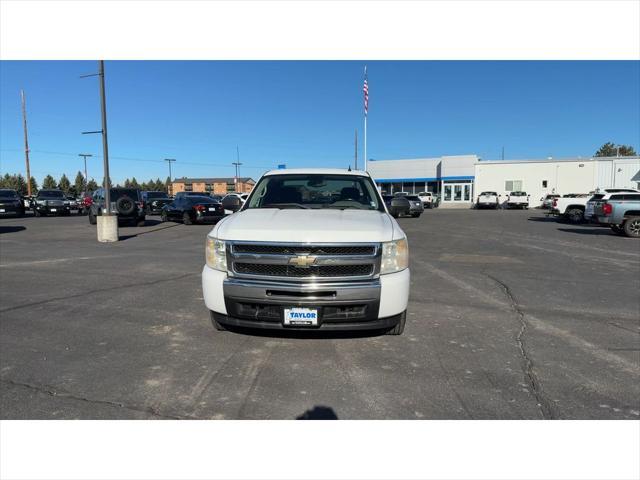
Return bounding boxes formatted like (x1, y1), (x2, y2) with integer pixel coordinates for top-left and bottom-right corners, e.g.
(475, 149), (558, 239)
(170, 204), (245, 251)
(234, 263), (374, 278)
(227, 242), (380, 282)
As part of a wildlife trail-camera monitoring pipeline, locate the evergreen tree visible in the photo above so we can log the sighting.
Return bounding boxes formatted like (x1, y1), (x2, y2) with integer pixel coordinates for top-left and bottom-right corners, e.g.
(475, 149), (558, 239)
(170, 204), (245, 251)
(58, 174), (71, 193)
(29, 176), (38, 195)
(130, 177), (140, 189)
(156, 178), (165, 192)
(42, 175), (57, 189)
(595, 142), (637, 157)
(74, 171), (86, 193)
(124, 178), (131, 188)
(87, 179), (99, 192)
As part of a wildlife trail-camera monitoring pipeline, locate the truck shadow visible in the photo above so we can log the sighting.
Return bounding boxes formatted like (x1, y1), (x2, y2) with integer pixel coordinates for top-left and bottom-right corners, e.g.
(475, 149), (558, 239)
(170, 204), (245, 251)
(223, 325), (390, 339)
(296, 406), (339, 420)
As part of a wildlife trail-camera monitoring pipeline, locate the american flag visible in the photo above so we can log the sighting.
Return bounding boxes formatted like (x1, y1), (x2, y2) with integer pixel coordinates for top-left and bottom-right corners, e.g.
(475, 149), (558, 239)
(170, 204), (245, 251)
(363, 66), (368, 116)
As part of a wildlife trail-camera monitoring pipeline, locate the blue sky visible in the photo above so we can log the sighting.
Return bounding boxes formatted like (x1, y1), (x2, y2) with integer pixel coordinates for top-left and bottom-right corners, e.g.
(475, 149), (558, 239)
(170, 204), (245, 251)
(1, 61), (638, 185)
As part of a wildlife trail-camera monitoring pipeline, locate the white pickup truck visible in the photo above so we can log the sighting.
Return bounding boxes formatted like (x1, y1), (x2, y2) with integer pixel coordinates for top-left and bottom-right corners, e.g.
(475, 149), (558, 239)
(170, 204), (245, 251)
(505, 191), (529, 209)
(548, 194), (590, 223)
(202, 169), (410, 335)
(475, 191), (499, 209)
(417, 191), (434, 208)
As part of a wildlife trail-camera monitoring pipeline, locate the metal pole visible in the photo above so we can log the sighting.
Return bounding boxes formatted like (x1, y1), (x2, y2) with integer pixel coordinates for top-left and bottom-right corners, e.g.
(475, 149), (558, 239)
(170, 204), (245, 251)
(20, 90), (32, 197)
(79, 154), (93, 192)
(363, 65), (368, 172)
(98, 61), (111, 215)
(164, 159), (176, 194)
(233, 146), (243, 192)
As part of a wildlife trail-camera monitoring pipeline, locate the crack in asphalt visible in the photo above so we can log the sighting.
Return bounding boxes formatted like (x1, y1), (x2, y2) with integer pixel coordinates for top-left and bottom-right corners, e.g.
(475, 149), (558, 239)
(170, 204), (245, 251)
(485, 274), (557, 420)
(0, 377), (196, 420)
(0, 272), (197, 314)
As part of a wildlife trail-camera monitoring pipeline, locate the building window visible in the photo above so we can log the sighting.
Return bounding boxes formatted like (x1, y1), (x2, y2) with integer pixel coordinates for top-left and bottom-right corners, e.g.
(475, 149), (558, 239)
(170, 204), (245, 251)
(505, 180), (522, 192)
(542, 180), (548, 188)
(414, 182), (425, 193)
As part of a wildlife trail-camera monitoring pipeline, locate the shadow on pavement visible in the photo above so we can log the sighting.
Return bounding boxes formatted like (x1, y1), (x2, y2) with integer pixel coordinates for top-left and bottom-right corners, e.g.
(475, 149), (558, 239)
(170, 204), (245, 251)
(296, 406), (339, 420)
(222, 325), (389, 340)
(119, 222), (183, 241)
(527, 216), (561, 223)
(557, 228), (615, 236)
(0, 226), (26, 234)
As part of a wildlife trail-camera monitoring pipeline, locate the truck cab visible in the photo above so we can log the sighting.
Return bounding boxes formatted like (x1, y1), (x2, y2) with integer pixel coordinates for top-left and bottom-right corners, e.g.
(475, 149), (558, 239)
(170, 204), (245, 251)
(201, 169), (410, 335)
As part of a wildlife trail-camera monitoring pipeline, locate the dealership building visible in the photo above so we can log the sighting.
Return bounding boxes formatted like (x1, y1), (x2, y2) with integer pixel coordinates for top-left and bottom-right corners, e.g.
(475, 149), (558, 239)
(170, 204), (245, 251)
(368, 155), (640, 207)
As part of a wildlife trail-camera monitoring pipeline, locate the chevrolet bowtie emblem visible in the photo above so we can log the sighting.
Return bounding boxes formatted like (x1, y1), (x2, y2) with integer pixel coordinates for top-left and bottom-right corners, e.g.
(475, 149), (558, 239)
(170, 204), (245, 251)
(289, 255), (317, 268)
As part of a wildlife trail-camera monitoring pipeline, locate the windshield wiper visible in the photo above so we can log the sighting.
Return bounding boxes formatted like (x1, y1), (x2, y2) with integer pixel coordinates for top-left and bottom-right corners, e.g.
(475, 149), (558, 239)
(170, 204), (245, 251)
(261, 203), (311, 209)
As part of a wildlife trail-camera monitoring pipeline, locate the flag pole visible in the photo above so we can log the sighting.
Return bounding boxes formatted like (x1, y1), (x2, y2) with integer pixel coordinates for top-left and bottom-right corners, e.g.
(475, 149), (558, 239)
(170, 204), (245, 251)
(363, 65), (368, 172)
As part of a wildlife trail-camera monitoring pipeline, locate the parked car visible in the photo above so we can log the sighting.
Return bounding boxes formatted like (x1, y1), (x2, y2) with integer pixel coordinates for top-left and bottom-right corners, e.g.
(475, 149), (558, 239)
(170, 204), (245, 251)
(174, 191), (215, 200)
(202, 168), (410, 335)
(65, 195), (80, 214)
(548, 194), (590, 223)
(22, 195), (35, 212)
(141, 191), (172, 215)
(417, 191), (434, 208)
(0, 189), (25, 217)
(593, 192), (640, 237)
(88, 187), (145, 226)
(78, 193), (93, 215)
(476, 191), (500, 209)
(382, 194), (410, 218)
(402, 195), (424, 217)
(584, 188), (639, 222)
(432, 194), (441, 208)
(221, 193), (248, 214)
(33, 189), (71, 216)
(393, 191), (410, 197)
(540, 194), (561, 209)
(506, 191), (529, 209)
(161, 195), (225, 225)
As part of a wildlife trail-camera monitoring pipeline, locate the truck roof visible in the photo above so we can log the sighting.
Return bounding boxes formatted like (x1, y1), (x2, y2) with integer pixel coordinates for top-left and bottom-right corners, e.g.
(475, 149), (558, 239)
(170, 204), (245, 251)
(263, 168), (370, 177)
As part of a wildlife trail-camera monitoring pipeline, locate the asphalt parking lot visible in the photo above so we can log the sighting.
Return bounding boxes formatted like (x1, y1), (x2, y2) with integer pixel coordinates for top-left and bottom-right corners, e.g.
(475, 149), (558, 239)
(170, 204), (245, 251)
(1, 209), (638, 420)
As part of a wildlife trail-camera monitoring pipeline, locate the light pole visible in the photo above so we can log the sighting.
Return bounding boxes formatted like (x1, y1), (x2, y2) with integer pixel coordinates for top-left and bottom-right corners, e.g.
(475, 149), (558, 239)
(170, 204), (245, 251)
(165, 158), (176, 194)
(79, 153), (93, 192)
(81, 60), (117, 242)
(233, 146), (243, 192)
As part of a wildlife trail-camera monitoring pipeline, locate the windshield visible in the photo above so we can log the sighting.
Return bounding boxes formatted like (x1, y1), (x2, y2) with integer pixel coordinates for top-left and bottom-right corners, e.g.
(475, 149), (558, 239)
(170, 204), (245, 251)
(37, 190), (64, 199)
(480, 192), (497, 196)
(110, 189), (140, 200)
(186, 196), (216, 204)
(511, 191), (527, 196)
(146, 192), (168, 199)
(246, 174), (383, 211)
(0, 189), (19, 199)
(405, 195), (420, 201)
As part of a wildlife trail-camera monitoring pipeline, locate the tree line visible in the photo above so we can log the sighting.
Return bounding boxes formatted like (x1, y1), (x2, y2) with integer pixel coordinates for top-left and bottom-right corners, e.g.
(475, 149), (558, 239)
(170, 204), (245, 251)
(0, 171), (171, 196)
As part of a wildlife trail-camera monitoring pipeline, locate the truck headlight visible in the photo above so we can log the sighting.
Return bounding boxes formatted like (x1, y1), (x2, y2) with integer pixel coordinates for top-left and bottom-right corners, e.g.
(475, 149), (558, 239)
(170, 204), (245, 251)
(380, 238), (409, 274)
(205, 236), (227, 272)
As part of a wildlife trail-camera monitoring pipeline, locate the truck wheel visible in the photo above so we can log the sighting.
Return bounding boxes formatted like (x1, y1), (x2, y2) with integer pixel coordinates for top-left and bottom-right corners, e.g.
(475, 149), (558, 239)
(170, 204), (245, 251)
(34, 209), (42, 217)
(88, 211), (97, 225)
(610, 225), (624, 235)
(161, 211), (168, 222)
(386, 311), (406, 335)
(566, 208), (584, 223)
(182, 212), (193, 225)
(623, 217), (640, 238)
(210, 311), (227, 331)
(411, 213), (421, 218)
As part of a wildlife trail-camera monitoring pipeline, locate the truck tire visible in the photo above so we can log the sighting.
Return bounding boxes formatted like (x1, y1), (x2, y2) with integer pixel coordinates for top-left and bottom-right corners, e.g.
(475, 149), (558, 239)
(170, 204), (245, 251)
(623, 216), (640, 238)
(210, 311), (227, 331)
(116, 196), (135, 216)
(88, 211), (97, 225)
(610, 225), (624, 235)
(386, 311), (406, 335)
(566, 208), (584, 223)
(34, 209), (42, 217)
(161, 211), (168, 222)
(182, 212), (193, 225)
(411, 213), (421, 218)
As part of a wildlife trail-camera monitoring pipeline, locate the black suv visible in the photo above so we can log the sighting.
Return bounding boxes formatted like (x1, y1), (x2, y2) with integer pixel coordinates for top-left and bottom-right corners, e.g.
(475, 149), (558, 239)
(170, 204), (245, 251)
(33, 189), (71, 216)
(88, 187), (145, 226)
(141, 191), (172, 215)
(0, 189), (25, 217)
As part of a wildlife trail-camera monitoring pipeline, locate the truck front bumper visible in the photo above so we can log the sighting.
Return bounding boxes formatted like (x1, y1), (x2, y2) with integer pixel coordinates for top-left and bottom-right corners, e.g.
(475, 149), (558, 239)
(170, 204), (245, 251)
(202, 266), (409, 330)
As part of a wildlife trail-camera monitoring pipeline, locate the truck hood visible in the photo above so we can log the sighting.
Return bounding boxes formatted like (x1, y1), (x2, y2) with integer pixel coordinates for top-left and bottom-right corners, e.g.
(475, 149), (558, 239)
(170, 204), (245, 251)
(212, 208), (400, 243)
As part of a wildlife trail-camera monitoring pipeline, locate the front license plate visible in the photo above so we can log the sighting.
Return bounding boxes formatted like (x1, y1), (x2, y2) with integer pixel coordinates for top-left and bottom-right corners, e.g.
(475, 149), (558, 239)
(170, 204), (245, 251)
(50, 208), (57, 212)
(284, 307), (318, 327)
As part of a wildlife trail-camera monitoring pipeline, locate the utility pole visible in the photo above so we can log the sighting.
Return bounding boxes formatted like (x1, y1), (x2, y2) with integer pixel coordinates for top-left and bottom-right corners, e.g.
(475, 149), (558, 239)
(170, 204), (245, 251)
(354, 129), (358, 170)
(233, 146), (243, 192)
(79, 154), (93, 192)
(164, 158), (176, 195)
(20, 90), (32, 196)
